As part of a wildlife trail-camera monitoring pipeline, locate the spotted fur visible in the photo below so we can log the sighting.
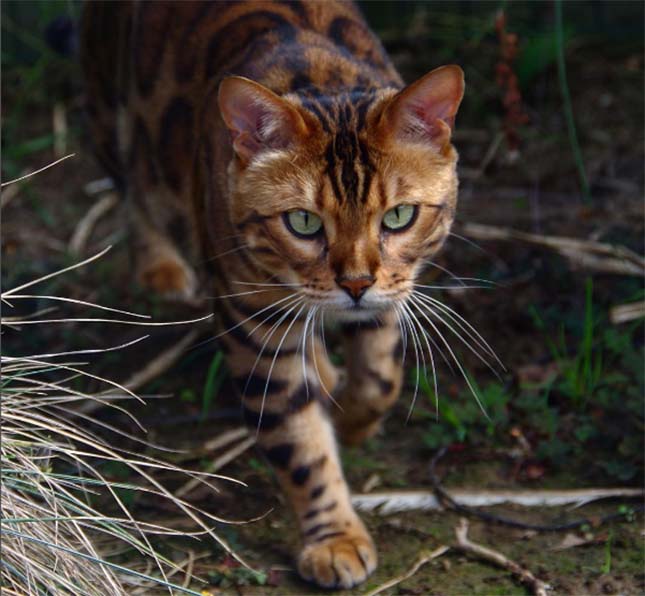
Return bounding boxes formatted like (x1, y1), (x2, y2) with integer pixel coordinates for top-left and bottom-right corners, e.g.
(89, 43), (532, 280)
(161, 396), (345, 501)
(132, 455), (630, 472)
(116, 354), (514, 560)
(81, 1), (464, 589)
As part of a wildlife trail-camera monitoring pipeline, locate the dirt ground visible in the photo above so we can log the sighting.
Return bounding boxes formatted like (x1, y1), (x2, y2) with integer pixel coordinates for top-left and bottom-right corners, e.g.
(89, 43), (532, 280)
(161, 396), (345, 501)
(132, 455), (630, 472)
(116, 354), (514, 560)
(2, 2), (644, 595)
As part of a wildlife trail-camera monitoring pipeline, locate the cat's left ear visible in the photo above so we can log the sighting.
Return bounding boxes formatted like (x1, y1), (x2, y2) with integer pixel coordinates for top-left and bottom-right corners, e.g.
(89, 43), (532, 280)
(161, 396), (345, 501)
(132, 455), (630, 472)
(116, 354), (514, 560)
(218, 76), (309, 163)
(378, 65), (464, 152)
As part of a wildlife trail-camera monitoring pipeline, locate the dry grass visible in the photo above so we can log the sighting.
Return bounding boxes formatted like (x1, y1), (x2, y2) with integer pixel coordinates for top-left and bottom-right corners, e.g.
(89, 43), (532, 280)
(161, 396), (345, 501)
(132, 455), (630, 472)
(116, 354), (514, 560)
(1, 250), (242, 595)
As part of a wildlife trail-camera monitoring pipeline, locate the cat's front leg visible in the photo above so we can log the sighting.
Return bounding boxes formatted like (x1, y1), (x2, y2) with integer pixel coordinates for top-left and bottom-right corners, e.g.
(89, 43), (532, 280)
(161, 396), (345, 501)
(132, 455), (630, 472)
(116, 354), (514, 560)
(333, 309), (404, 446)
(223, 317), (376, 589)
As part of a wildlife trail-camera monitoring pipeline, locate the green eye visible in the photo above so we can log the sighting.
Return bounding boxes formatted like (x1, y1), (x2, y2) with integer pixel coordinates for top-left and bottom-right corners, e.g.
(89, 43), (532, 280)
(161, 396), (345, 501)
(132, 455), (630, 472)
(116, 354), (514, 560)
(382, 204), (417, 231)
(284, 210), (323, 238)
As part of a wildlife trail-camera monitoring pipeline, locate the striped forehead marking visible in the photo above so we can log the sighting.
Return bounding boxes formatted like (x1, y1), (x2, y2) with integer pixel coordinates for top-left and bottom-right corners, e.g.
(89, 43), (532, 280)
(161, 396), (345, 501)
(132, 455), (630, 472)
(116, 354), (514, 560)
(301, 90), (378, 205)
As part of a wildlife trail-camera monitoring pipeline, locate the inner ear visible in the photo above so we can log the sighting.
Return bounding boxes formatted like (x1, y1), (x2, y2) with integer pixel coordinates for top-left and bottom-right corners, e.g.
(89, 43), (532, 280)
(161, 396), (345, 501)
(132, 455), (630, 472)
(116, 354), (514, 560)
(218, 76), (309, 163)
(379, 65), (465, 151)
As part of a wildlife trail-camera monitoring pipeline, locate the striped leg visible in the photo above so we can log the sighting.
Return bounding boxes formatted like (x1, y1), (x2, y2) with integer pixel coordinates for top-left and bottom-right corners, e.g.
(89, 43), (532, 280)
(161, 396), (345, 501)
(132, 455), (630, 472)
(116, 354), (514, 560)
(220, 304), (377, 589)
(334, 309), (404, 446)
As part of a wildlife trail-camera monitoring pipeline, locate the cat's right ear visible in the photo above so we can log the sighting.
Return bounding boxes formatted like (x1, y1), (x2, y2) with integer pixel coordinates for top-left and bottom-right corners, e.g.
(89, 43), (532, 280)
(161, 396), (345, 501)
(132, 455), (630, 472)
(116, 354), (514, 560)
(378, 65), (464, 153)
(218, 76), (309, 163)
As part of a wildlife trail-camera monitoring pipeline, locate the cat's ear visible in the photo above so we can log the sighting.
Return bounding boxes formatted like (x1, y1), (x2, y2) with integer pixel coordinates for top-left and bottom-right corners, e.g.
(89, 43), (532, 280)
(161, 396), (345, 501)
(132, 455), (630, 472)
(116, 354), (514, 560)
(218, 76), (308, 163)
(379, 65), (464, 151)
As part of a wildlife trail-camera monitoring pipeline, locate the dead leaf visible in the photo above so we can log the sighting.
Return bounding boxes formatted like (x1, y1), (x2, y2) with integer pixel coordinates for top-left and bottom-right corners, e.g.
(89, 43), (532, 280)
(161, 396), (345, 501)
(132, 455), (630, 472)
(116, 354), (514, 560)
(516, 362), (559, 386)
(362, 473), (381, 493)
(551, 533), (589, 550)
(551, 532), (607, 551)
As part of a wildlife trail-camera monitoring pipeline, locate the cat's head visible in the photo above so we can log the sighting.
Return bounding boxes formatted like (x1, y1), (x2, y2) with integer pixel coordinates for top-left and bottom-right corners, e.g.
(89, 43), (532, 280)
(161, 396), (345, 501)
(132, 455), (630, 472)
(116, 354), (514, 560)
(218, 66), (464, 320)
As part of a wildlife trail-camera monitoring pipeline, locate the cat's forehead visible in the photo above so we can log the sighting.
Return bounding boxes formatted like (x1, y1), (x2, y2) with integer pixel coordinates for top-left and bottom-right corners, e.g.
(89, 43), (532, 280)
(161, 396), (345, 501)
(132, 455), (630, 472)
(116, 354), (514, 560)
(293, 88), (393, 207)
(295, 87), (392, 134)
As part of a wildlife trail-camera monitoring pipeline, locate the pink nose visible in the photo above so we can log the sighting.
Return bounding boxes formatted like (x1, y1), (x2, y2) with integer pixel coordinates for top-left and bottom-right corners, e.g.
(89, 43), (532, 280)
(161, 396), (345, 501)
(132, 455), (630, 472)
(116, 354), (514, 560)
(336, 275), (375, 301)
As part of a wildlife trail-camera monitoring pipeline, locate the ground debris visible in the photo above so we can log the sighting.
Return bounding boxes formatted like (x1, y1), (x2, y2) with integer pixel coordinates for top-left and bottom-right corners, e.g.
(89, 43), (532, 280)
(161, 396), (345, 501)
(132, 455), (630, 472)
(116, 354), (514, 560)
(457, 222), (645, 276)
(352, 487), (644, 514)
(364, 545), (450, 596)
(455, 517), (550, 596)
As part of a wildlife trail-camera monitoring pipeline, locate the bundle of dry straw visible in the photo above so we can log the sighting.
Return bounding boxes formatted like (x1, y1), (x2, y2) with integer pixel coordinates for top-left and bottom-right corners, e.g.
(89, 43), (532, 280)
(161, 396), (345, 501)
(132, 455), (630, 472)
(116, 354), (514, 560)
(1, 250), (242, 595)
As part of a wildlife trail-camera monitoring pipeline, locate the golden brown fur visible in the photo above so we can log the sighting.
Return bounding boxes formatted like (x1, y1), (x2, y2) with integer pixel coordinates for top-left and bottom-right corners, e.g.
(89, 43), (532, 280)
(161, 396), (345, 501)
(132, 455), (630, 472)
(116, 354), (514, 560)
(81, 1), (464, 588)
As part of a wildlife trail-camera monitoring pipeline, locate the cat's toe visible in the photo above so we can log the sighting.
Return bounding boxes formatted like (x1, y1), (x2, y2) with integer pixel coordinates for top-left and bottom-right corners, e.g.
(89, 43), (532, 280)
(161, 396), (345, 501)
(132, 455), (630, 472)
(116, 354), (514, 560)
(297, 531), (377, 589)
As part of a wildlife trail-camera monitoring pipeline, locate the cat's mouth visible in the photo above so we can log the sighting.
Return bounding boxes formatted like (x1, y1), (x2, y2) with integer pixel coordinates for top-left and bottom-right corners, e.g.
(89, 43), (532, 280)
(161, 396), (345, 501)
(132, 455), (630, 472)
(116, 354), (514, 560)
(319, 295), (399, 322)
(304, 288), (408, 321)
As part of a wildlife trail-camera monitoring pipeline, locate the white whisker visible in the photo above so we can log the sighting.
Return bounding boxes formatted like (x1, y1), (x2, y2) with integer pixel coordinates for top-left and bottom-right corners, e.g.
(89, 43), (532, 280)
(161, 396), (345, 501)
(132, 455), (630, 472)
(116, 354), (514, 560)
(204, 244), (250, 263)
(213, 288), (275, 299)
(247, 294), (304, 339)
(414, 282), (495, 290)
(310, 308), (341, 409)
(257, 303), (306, 435)
(242, 299), (305, 398)
(394, 303), (421, 420)
(412, 293), (504, 375)
(393, 307), (408, 365)
(407, 297), (489, 419)
(422, 259), (468, 287)
(215, 292), (302, 340)
(230, 281), (299, 288)
(415, 291), (504, 369)
(298, 305), (315, 399)
(400, 302), (434, 421)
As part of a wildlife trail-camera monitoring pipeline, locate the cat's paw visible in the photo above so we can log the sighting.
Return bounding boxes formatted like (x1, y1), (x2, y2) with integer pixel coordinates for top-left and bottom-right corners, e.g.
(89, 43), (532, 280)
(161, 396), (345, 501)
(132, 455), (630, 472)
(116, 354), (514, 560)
(138, 258), (200, 304)
(297, 531), (377, 589)
(334, 418), (382, 447)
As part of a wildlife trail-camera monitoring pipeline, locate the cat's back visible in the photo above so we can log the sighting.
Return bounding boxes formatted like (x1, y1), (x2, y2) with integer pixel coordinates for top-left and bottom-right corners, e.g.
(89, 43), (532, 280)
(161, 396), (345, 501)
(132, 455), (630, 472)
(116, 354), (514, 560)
(82, 1), (396, 183)
(82, 1), (395, 103)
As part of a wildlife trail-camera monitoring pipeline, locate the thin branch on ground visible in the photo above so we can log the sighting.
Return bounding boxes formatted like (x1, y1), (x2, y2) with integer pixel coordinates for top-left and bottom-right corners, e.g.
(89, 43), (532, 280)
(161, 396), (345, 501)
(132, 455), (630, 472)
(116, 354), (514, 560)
(181, 550), (196, 589)
(175, 436), (256, 498)
(84, 177), (116, 196)
(428, 447), (644, 532)
(457, 222), (644, 276)
(0, 178), (23, 208)
(69, 192), (119, 255)
(53, 103), (67, 158)
(351, 487), (644, 515)
(78, 329), (203, 414)
(610, 301), (645, 324)
(175, 427), (250, 464)
(364, 545), (450, 596)
(455, 518), (549, 596)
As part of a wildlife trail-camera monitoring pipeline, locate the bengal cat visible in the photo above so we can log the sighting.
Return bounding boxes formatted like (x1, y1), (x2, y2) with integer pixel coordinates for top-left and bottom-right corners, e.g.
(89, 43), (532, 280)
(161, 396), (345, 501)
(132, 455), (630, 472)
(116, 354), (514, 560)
(81, 1), (464, 589)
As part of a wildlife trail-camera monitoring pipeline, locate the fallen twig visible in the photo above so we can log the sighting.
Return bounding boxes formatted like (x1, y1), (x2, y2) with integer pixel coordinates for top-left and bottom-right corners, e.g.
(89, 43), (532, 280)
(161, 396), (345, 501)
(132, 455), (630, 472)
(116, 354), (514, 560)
(457, 222), (644, 276)
(109, 328), (202, 392)
(174, 427), (250, 464)
(69, 192), (119, 255)
(181, 550), (196, 589)
(351, 487), (644, 514)
(175, 435), (256, 498)
(364, 545), (450, 596)
(455, 518), (549, 596)
(0, 179), (22, 209)
(428, 447), (644, 532)
(84, 177), (116, 196)
(78, 328), (202, 414)
(53, 102), (67, 157)
(610, 301), (645, 324)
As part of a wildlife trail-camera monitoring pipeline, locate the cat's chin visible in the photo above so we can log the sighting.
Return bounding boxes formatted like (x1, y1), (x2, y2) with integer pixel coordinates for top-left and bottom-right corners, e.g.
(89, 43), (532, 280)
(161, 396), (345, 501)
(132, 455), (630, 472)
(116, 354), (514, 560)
(325, 304), (390, 323)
